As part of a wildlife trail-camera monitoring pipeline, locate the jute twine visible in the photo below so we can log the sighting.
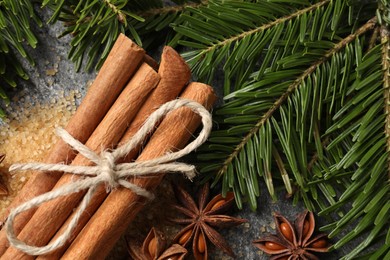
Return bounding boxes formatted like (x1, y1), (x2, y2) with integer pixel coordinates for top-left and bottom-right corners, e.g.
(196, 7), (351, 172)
(5, 99), (212, 255)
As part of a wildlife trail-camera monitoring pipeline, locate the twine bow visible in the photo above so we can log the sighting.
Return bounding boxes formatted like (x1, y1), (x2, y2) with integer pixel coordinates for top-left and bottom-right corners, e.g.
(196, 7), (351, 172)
(5, 99), (212, 256)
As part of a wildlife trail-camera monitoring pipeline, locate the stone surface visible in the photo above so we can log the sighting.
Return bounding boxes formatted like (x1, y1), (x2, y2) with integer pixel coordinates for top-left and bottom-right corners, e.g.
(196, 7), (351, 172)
(1, 10), (95, 113)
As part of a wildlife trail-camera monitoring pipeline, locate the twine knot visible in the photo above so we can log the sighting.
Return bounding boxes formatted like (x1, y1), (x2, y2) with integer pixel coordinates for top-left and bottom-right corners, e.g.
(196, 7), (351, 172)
(99, 151), (117, 191)
(5, 99), (212, 256)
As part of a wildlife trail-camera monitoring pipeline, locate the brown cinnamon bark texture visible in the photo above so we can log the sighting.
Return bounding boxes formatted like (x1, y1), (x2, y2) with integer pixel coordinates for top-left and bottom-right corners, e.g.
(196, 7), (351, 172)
(37, 46), (191, 260)
(0, 63), (160, 259)
(62, 82), (216, 259)
(0, 34), (145, 255)
(121, 46), (192, 161)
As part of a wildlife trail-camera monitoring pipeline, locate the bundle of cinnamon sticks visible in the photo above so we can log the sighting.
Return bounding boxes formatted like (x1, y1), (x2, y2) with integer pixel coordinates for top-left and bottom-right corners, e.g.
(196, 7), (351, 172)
(0, 34), (216, 259)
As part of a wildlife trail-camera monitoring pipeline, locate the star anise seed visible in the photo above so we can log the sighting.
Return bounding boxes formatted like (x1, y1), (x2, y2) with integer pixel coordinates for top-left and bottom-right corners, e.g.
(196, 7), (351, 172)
(171, 183), (247, 259)
(126, 227), (187, 260)
(253, 210), (330, 260)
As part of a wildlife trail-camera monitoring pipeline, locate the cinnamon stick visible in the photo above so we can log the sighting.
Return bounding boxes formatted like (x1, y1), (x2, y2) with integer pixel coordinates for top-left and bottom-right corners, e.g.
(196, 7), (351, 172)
(62, 82), (216, 259)
(121, 46), (191, 161)
(0, 34), (145, 255)
(37, 46), (191, 260)
(0, 63), (160, 259)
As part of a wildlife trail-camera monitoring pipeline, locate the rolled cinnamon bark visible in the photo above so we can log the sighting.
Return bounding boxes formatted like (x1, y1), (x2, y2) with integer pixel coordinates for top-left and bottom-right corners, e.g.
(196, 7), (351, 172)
(37, 46), (191, 260)
(121, 46), (192, 161)
(0, 63), (160, 259)
(0, 34), (145, 255)
(62, 82), (216, 259)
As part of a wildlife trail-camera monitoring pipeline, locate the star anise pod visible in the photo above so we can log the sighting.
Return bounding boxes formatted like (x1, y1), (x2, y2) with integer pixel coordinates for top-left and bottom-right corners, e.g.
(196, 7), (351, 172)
(0, 154), (8, 196)
(171, 183), (247, 259)
(253, 210), (330, 260)
(126, 227), (187, 260)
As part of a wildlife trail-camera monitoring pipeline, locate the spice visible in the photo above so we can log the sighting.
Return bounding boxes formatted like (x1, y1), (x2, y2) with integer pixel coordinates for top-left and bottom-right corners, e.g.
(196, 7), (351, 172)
(178, 230), (192, 245)
(119, 46), (191, 162)
(148, 237), (157, 258)
(1, 63), (160, 259)
(0, 34), (146, 255)
(60, 82), (216, 259)
(37, 46), (190, 260)
(127, 227), (187, 260)
(171, 183), (247, 259)
(253, 210), (330, 260)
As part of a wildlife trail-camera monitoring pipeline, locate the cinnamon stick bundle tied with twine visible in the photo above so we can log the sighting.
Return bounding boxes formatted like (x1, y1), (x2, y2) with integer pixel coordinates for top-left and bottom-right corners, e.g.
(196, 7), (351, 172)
(64, 82), (216, 259)
(1, 62), (160, 259)
(5, 97), (213, 256)
(0, 34), (147, 255)
(37, 45), (191, 260)
(1, 34), (216, 259)
(0, 45), (192, 260)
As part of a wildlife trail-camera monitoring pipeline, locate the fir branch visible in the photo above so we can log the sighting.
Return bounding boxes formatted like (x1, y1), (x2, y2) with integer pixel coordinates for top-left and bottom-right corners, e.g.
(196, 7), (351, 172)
(201, 0), (330, 59)
(130, 0), (206, 49)
(43, 0), (202, 69)
(45, 0), (147, 71)
(192, 4), (386, 256)
(173, 0), (369, 87)
(102, 0), (126, 23)
(0, 0), (40, 117)
(216, 17), (377, 180)
(381, 25), (390, 176)
(195, 0), (378, 212)
(138, 0), (207, 17)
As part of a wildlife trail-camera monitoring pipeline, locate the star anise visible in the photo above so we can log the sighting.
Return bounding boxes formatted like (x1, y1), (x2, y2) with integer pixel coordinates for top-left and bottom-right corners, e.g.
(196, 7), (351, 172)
(0, 154), (8, 196)
(126, 227), (187, 260)
(253, 210), (330, 260)
(171, 183), (247, 259)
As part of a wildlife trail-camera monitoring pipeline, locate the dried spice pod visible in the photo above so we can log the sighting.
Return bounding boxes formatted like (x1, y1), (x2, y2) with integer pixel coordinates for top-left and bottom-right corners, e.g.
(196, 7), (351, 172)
(127, 228), (164, 260)
(171, 183), (247, 259)
(142, 228), (166, 259)
(251, 234), (290, 255)
(253, 210), (330, 260)
(176, 225), (194, 248)
(193, 228), (207, 260)
(274, 213), (297, 246)
(126, 227), (187, 260)
(295, 208), (315, 246)
(158, 244), (187, 260)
